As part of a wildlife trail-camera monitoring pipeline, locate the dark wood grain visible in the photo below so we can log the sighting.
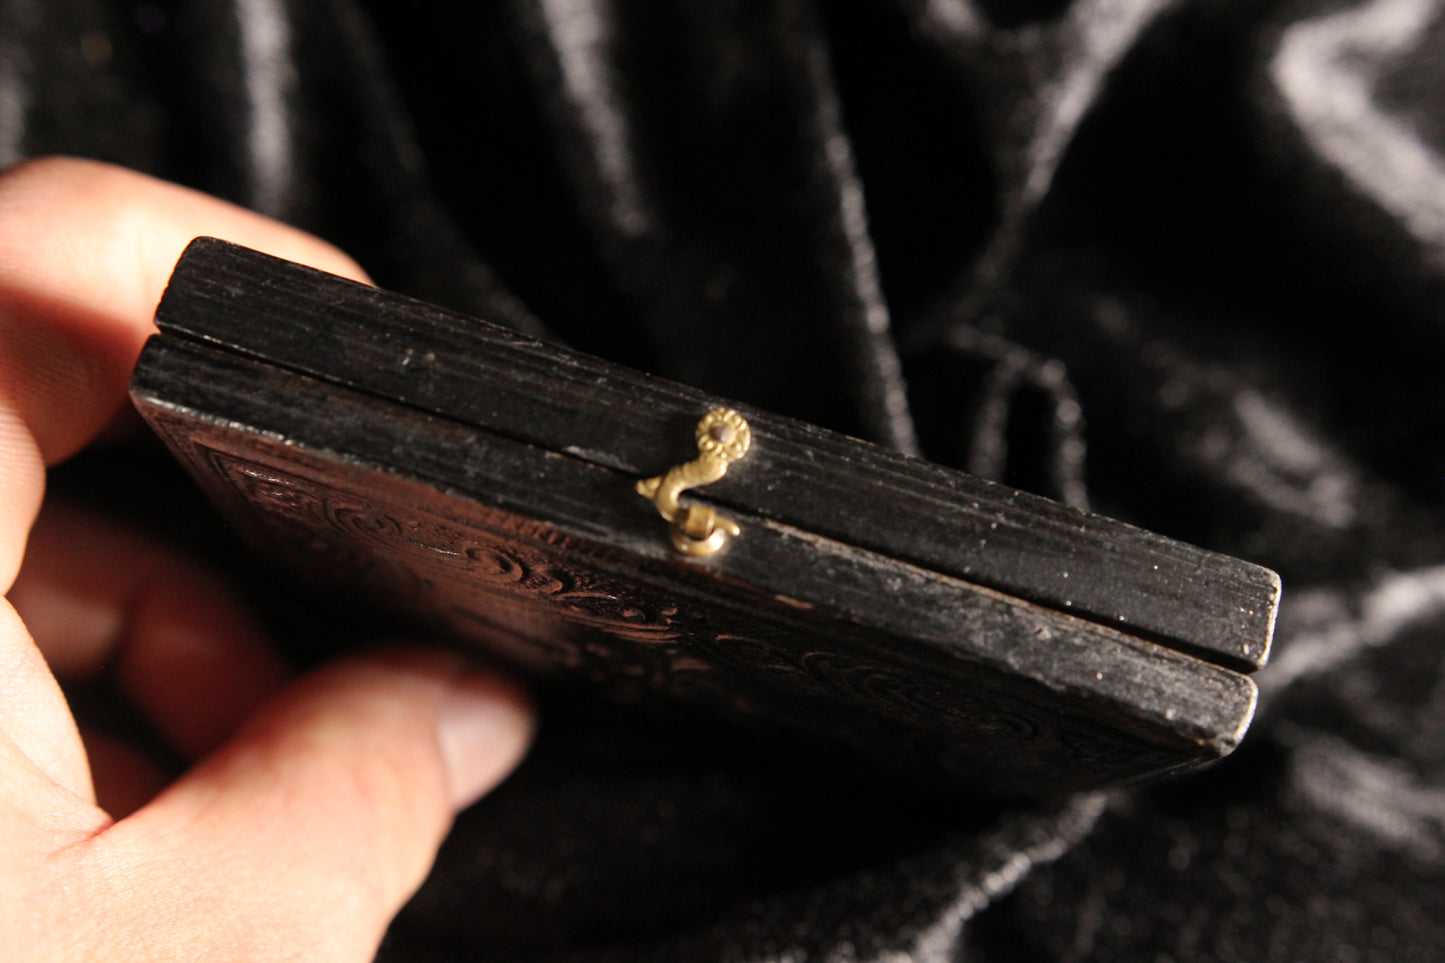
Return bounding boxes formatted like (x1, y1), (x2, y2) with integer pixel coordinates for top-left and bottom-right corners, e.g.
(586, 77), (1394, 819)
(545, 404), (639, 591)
(132, 336), (1258, 796)
(152, 237), (1279, 671)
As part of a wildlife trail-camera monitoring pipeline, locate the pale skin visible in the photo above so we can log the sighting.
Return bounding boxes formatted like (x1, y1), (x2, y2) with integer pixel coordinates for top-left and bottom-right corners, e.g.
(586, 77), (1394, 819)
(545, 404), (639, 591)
(0, 157), (535, 961)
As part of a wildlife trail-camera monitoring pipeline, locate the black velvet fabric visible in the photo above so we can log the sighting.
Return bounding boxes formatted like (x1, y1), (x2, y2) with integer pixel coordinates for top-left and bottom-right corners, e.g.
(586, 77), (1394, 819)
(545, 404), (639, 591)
(9, 0), (1445, 959)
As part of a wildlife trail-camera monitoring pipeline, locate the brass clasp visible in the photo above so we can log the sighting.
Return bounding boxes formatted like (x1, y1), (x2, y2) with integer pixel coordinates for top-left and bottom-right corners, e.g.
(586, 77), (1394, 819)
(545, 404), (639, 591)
(636, 408), (752, 556)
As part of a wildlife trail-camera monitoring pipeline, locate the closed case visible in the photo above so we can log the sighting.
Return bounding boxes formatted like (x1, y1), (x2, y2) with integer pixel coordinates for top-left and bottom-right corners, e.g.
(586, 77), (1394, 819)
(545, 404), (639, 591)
(130, 237), (1279, 797)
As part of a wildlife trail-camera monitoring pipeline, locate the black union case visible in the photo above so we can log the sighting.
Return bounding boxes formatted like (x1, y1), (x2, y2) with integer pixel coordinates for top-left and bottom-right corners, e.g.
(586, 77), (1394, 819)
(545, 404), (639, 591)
(129, 237), (1280, 798)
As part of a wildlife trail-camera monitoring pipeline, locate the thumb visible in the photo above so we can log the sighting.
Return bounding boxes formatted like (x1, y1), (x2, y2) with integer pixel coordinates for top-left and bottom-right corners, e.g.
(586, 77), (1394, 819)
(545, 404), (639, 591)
(77, 650), (533, 961)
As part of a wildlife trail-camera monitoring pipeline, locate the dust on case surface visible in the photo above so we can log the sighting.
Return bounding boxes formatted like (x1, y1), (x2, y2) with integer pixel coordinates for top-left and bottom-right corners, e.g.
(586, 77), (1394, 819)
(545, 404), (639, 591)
(127, 238), (1280, 796)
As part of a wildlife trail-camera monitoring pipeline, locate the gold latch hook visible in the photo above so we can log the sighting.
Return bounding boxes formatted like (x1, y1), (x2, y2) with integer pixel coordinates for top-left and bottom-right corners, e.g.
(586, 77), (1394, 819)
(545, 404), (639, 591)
(636, 408), (752, 556)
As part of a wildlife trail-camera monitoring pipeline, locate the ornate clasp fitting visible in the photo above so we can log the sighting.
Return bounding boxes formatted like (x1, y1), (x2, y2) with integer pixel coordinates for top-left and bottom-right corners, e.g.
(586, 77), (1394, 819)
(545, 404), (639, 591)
(636, 408), (752, 556)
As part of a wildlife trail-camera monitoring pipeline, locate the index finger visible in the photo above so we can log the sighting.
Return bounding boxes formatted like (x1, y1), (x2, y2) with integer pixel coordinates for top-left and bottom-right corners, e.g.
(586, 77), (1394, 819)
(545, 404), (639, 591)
(0, 156), (368, 591)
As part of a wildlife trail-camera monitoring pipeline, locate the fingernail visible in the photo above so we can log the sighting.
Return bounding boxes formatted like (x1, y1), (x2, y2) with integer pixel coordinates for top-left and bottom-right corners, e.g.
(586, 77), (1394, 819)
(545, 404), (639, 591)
(436, 672), (534, 810)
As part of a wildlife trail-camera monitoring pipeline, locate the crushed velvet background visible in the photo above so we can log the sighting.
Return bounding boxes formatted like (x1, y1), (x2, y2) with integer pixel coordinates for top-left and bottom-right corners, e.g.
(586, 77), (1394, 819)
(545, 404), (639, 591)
(7, 0), (1445, 959)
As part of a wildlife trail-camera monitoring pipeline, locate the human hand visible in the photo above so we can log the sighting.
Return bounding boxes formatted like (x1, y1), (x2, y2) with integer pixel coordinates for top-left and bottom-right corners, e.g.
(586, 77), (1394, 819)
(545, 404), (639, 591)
(0, 158), (534, 961)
